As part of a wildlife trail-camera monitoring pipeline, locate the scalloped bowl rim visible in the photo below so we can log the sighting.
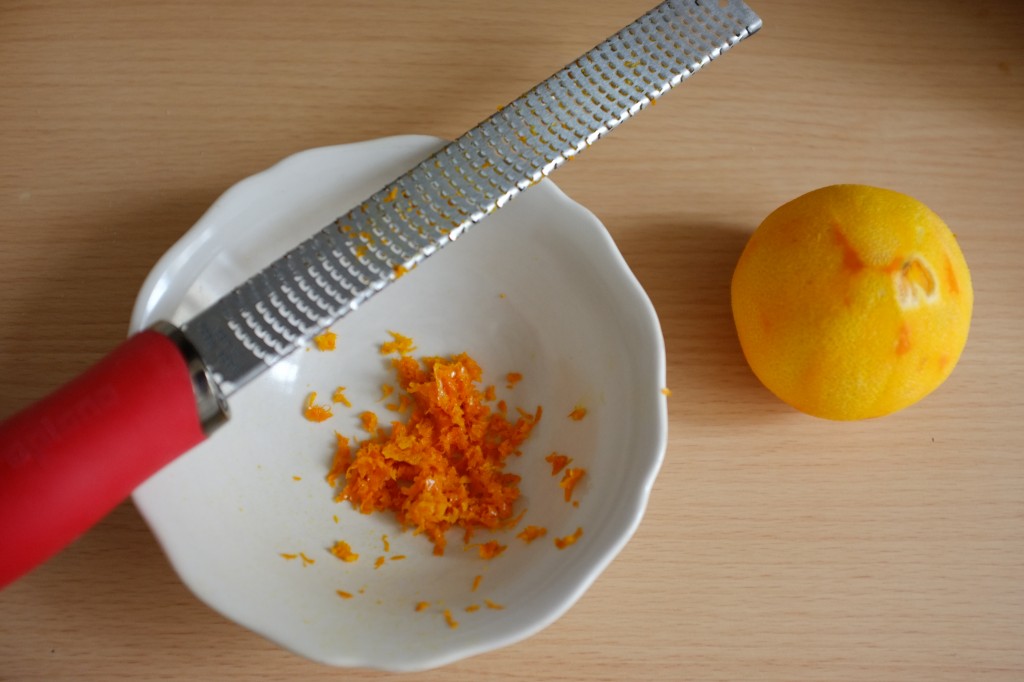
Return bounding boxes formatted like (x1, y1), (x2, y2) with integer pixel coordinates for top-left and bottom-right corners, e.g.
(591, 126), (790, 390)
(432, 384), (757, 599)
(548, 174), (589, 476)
(129, 135), (667, 671)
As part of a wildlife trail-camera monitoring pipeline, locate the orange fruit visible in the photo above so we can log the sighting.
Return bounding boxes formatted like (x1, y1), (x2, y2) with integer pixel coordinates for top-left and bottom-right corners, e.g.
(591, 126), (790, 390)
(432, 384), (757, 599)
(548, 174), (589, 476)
(731, 185), (973, 420)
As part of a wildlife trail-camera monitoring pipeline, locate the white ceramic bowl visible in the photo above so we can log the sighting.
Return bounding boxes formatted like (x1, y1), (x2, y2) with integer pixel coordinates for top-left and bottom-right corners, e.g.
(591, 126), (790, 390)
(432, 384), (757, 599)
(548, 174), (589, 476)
(130, 135), (667, 671)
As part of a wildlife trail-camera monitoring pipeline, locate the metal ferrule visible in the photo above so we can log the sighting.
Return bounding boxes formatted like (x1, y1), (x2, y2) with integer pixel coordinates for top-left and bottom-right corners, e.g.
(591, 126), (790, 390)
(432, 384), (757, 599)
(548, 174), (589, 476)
(151, 321), (230, 436)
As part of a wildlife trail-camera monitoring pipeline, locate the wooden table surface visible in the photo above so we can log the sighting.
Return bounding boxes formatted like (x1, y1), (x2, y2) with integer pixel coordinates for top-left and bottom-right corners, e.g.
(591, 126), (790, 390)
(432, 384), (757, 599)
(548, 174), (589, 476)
(2, 1), (1022, 680)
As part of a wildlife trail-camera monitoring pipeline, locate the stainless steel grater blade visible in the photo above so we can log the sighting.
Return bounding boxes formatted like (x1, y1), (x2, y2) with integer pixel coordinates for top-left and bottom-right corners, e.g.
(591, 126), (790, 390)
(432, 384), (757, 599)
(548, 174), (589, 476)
(182, 0), (762, 398)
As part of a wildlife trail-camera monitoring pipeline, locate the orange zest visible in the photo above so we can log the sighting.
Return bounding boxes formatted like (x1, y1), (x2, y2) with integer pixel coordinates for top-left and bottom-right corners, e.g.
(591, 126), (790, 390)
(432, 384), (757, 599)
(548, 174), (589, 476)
(281, 551), (315, 566)
(545, 452), (571, 476)
(313, 331), (337, 351)
(304, 392), (333, 422)
(554, 527), (584, 549)
(559, 467), (586, 502)
(329, 336), (541, 556)
(326, 433), (351, 487)
(360, 411), (378, 433)
(516, 525), (547, 543)
(329, 540), (359, 563)
(505, 372), (523, 389)
(478, 541), (507, 560)
(568, 405), (587, 421)
(332, 386), (352, 407)
(380, 331), (416, 356)
(336, 590), (354, 599)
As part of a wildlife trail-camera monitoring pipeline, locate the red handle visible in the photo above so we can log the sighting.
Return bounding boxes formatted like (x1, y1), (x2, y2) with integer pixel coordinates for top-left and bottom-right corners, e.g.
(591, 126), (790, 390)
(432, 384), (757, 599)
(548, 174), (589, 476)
(0, 330), (207, 587)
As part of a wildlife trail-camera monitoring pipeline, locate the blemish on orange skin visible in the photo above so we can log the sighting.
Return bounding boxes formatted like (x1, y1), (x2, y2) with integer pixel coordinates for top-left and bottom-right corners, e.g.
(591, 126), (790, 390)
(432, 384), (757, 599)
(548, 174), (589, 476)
(938, 354), (951, 372)
(945, 256), (961, 295)
(881, 257), (902, 275)
(893, 255), (938, 309)
(902, 257), (936, 296)
(831, 224), (865, 273)
(896, 324), (912, 355)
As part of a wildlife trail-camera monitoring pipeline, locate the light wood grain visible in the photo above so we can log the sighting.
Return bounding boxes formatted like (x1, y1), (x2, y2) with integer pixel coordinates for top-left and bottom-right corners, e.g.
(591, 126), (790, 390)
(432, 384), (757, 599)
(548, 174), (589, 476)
(2, 1), (1023, 680)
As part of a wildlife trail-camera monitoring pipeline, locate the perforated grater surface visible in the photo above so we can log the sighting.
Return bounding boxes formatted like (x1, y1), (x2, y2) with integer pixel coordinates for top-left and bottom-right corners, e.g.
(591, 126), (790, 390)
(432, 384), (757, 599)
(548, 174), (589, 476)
(182, 0), (762, 398)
